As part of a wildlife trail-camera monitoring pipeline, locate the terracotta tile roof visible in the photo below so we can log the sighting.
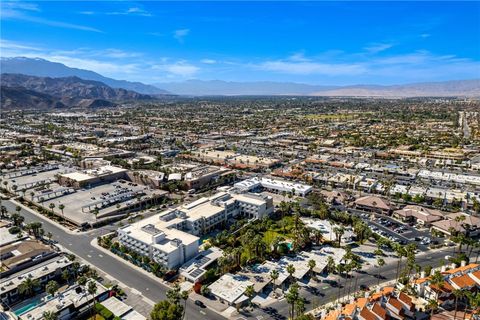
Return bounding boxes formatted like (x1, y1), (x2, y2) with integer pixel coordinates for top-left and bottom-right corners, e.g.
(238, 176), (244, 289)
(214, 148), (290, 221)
(387, 297), (403, 311)
(372, 302), (389, 319)
(414, 276), (430, 284)
(450, 274), (478, 288)
(470, 270), (480, 282)
(324, 310), (341, 320)
(398, 292), (413, 307)
(444, 263), (479, 275)
(356, 297), (369, 309)
(342, 303), (356, 316)
(359, 307), (377, 320)
(431, 280), (454, 292)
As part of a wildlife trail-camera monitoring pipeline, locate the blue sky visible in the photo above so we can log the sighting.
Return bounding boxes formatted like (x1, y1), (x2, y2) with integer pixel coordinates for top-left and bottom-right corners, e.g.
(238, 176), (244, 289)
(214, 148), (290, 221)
(1, 1), (479, 85)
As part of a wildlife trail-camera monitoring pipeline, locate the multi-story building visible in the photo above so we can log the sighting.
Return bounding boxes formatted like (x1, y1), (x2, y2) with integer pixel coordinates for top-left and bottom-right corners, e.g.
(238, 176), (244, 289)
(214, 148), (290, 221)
(118, 189), (274, 269)
(234, 176), (312, 197)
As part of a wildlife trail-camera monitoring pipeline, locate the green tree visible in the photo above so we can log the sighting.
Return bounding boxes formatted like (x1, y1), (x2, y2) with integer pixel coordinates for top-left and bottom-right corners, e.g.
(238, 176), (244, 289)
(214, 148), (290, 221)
(150, 300), (184, 320)
(58, 204), (65, 218)
(87, 280), (98, 318)
(11, 213), (24, 227)
(308, 259), (316, 278)
(376, 258), (385, 287)
(285, 283), (299, 319)
(287, 264), (296, 281)
(270, 269), (279, 295)
(49, 203), (56, 215)
(245, 285), (255, 309)
(426, 299), (438, 318)
(42, 311), (58, 320)
(46, 280), (59, 297)
(326, 256), (336, 274)
(18, 278), (40, 297)
(453, 289), (466, 320)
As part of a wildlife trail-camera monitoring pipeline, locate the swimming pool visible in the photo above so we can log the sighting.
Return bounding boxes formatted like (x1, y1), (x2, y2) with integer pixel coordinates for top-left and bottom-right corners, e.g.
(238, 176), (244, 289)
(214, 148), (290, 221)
(13, 301), (39, 316)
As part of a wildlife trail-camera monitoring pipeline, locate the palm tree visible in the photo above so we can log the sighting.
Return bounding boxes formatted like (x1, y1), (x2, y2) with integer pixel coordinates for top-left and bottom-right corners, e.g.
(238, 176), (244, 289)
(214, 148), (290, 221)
(181, 290), (188, 320)
(394, 245), (406, 281)
(286, 264), (295, 282)
(58, 204), (65, 218)
(376, 258), (385, 287)
(285, 283), (299, 319)
(427, 299), (439, 318)
(453, 289), (466, 320)
(245, 285), (255, 310)
(295, 297), (306, 318)
(270, 269), (279, 296)
(42, 311), (58, 320)
(49, 203), (55, 215)
(46, 280), (59, 297)
(333, 226), (345, 246)
(326, 256), (336, 274)
(18, 278), (40, 297)
(87, 280), (98, 318)
(308, 259), (316, 278)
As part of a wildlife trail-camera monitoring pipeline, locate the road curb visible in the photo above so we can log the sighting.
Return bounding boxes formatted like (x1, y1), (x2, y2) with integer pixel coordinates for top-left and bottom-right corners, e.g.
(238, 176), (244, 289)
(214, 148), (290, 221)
(9, 198), (78, 235)
(90, 238), (173, 290)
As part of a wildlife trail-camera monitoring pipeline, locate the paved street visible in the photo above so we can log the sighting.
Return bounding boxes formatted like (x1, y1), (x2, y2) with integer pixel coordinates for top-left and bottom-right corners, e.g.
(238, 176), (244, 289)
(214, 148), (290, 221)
(4, 199), (479, 320)
(2, 199), (226, 320)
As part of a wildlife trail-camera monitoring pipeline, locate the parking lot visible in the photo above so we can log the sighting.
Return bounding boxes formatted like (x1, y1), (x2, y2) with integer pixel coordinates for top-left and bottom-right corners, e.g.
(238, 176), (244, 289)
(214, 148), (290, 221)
(348, 208), (441, 251)
(40, 180), (166, 225)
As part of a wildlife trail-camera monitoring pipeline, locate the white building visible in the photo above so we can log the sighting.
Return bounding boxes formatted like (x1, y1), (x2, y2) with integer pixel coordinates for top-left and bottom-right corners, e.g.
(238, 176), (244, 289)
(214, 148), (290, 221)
(234, 177), (312, 197)
(118, 189), (273, 269)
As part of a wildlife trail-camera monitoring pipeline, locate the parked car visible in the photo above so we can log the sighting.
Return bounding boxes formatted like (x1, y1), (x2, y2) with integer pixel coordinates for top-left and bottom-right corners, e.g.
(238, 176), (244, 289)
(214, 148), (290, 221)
(195, 300), (206, 308)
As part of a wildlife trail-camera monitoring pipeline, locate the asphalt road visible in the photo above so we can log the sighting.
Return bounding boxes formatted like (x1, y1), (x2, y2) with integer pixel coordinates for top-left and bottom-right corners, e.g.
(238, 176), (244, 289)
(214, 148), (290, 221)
(3, 199), (225, 320)
(5, 199), (478, 320)
(250, 246), (479, 320)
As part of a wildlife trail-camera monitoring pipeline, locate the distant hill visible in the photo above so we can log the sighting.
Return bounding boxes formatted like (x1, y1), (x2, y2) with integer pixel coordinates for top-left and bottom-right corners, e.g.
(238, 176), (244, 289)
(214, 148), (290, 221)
(313, 80), (480, 97)
(156, 79), (480, 97)
(155, 79), (336, 96)
(0, 73), (153, 109)
(1, 57), (169, 94)
(1, 73), (152, 100)
(1, 86), (67, 110)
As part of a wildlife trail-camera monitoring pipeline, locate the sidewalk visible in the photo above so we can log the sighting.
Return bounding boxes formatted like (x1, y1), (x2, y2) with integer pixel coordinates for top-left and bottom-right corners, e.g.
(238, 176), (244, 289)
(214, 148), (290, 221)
(90, 237), (173, 289)
(9, 198), (78, 235)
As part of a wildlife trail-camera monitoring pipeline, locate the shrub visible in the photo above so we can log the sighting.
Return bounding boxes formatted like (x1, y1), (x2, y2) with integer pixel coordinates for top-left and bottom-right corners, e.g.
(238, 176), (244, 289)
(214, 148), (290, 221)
(8, 226), (21, 234)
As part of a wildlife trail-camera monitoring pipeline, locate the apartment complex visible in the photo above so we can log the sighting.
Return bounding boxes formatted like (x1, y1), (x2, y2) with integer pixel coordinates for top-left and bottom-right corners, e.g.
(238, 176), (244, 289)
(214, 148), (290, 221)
(118, 188), (274, 269)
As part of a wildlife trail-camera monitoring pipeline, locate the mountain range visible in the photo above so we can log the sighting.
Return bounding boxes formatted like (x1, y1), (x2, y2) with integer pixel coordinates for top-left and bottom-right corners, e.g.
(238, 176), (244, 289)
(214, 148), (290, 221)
(1, 57), (479, 98)
(1, 73), (152, 110)
(1, 57), (168, 95)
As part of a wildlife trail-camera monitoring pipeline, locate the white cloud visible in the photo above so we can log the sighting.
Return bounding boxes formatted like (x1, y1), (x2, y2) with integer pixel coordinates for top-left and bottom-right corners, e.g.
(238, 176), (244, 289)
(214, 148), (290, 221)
(173, 29), (190, 42)
(153, 61), (199, 77)
(364, 43), (393, 54)
(420, 33), (431, 38)
(200, 59), (217, 64)
(1, 3), (102, 33)
(107, 7), (152, 17)
(0, 39), (43, 52)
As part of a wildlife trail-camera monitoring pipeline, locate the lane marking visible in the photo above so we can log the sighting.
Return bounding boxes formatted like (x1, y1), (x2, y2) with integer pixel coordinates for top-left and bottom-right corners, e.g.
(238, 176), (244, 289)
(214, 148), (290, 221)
(200, 311), (206, 315)
(98, 254), (103, 258)
(87, 254), (92, 258)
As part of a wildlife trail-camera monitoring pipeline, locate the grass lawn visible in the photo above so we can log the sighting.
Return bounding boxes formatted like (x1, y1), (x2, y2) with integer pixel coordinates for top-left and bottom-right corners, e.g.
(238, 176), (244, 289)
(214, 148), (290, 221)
(88, 315), (105, 320)
(263, 230), (282, 246)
